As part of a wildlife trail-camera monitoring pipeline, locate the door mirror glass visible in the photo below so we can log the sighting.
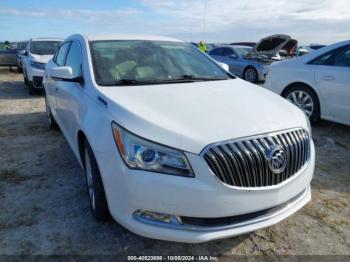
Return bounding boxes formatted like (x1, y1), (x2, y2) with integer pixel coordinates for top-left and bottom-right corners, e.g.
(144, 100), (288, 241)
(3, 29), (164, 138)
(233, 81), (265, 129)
(50, 66), (74, 80)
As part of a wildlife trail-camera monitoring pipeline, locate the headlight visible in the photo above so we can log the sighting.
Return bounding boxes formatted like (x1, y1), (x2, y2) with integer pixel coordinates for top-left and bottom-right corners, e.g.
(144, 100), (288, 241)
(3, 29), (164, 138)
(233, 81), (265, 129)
(30, 60), (45, 70)
(111, 122), (194, 177)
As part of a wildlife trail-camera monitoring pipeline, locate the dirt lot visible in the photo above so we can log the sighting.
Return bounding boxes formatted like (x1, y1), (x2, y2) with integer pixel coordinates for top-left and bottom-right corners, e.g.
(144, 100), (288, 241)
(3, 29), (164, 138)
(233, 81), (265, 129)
(0, 68), (349, 257)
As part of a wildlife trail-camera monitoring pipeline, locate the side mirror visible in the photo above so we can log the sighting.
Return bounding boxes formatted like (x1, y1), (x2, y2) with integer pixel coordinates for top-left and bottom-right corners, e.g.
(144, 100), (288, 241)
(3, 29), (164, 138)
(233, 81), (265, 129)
(23, 50), (28, 56)
(230, 54), (238, 59)
(51, 66), (74, 79)
(50, 66), (83, 83)
(217, 62), (230, 72)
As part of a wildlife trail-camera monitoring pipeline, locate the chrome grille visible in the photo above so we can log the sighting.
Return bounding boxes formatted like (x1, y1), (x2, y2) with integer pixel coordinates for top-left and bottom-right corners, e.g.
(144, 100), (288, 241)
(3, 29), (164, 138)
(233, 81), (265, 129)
(202, 129), (310, 188)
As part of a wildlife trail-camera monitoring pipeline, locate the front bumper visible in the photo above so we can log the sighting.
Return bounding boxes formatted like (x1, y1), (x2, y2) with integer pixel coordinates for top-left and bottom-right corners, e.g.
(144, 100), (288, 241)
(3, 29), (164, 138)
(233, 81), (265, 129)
(97, 140), (314, 243)
(258, 67), (269, 82)
(26, 67), (44, 88)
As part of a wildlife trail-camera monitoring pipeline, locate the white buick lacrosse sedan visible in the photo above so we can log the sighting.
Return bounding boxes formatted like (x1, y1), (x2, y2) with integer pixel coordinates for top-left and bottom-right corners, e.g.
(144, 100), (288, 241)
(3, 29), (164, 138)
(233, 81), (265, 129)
(43, 34), (314, 243)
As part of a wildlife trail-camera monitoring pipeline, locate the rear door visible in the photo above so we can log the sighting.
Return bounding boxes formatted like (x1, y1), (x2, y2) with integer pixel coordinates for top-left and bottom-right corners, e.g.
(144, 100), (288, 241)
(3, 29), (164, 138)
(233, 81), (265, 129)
(312, 45), (350, 125)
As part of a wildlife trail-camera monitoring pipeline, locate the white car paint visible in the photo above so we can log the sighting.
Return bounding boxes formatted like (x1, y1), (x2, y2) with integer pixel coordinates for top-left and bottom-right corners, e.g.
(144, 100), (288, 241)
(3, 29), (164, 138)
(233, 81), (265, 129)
(22, 38), (62, 91)
(44, 34), (314, 243)
(264, 40), (350, 126)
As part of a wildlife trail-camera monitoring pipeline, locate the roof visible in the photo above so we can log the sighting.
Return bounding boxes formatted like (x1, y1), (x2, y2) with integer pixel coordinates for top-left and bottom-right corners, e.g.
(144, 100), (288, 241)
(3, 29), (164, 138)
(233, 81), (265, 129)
(231, 45), (253, 49)
(212, 44), (252, 49)
(82, 34), (183, 42)
(31, 37), (63, 42)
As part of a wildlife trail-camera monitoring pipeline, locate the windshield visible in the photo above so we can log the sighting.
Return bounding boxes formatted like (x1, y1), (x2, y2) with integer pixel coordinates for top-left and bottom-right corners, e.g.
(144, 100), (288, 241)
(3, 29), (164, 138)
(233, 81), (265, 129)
(235, 46), (252, 57)
(90, 40), (230, 86)
(30, 41), (61, 55)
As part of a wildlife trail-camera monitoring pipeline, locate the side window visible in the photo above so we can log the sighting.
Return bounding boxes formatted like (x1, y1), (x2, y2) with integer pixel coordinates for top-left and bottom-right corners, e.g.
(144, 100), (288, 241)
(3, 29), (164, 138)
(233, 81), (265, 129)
(308, 45), (350, 67)
(309, 52), (333, 65)
(223, 48), (234, 56)
(209, 48), (218, 55)
(210, 48), (224, 56)
(65, 41), (82, 78)
(55, 42), (70, 66)
(333, 45), (350, 67)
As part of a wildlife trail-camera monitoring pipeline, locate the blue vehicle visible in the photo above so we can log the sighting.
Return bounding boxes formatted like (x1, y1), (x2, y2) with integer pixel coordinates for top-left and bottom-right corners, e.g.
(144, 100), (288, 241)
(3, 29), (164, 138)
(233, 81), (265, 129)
(209, 34), (293, 83)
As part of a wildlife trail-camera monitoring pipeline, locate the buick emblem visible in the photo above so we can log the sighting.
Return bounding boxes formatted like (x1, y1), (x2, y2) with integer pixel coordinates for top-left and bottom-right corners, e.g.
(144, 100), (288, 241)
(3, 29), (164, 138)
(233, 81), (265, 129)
(267, 145), (287, 174)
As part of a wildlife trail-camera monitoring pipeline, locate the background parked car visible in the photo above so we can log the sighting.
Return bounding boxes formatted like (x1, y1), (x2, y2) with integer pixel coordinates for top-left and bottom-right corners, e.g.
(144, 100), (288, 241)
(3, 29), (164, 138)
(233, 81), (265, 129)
(21, 37), (62, 94)
(264, 40), (350, 125)
(210, 35), (295, 83)
(209, 45), (268, 83)
(297, 44), (327, 56)
(0, 42), (18, 70)
(16, 41), (28, 72)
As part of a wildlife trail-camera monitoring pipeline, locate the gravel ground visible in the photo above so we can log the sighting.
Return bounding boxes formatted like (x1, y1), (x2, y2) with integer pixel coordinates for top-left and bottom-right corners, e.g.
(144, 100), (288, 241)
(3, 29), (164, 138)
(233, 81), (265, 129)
(0, 68), (349, 258)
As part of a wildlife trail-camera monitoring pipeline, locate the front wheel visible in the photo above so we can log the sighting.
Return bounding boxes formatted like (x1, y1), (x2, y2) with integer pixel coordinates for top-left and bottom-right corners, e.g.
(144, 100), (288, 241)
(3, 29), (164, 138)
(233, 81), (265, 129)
(23, 73), (28, 86)
(45, 93), (58, 130)
(84, 140), (110, 221)
(28, 82), (37, 95)
(284, 86), (320, 123)
(243, 67), (258, 83)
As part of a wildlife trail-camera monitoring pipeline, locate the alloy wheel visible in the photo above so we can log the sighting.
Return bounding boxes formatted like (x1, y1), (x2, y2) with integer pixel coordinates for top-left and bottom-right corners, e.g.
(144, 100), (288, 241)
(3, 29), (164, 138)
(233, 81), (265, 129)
(286, 90), (314, 117)
(244, 68), (257, 83)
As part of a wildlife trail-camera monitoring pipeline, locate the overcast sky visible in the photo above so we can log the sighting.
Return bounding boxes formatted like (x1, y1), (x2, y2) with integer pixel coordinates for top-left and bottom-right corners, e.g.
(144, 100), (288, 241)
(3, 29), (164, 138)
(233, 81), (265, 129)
(0, 0), (349, 44)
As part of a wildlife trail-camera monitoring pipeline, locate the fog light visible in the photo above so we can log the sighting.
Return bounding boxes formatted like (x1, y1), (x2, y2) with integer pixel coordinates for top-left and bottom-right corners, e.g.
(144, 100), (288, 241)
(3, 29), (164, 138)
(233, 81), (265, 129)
(134, 210), (182, 225)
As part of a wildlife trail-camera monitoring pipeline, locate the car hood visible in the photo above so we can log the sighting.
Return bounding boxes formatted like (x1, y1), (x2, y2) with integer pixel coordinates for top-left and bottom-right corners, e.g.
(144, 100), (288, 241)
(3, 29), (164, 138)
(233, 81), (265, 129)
(99, 79), (307, 154)
(249, 34), (291, 57)
(29, 54), (54, 63)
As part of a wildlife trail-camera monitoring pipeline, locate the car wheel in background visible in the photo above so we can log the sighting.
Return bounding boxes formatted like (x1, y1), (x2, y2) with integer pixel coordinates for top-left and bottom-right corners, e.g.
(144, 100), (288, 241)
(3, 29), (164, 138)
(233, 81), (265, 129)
(243, 67), (258, 83)
(84, 140), (110, 221)
(44, 93), (58, 130)
(23, 72), (28, 86)
(28, 82), (37, 95)
(284, 85), (320, 123)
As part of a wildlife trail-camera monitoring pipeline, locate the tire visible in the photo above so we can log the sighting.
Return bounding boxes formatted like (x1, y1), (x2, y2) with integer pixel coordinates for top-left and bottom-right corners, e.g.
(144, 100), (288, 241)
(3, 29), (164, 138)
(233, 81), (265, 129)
(243, 66), (258, 83)
(44, 92), (58, 130)
(283, 85), (320, 123)
(28, 81), (36, 95)
(83, 140), (110, 221)
(23, 72), (28, 86)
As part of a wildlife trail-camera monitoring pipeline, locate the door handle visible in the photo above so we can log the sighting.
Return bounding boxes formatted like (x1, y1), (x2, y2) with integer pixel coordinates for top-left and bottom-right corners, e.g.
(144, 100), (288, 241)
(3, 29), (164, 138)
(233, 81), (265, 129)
(321, 75), (335, 81)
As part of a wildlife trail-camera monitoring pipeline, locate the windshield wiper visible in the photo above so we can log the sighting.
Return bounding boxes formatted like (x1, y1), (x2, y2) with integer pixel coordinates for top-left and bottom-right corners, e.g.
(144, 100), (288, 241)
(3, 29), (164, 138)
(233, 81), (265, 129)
(98, 75), (229, 86)
(99, 78), (197, 86)
(99, 79), (141, 86)
(179, 74), (228, 81)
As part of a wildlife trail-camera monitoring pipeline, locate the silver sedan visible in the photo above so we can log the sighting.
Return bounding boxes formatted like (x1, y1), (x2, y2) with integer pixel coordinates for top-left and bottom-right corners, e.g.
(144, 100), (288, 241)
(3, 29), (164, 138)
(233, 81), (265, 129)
(209, 45), (268, 83)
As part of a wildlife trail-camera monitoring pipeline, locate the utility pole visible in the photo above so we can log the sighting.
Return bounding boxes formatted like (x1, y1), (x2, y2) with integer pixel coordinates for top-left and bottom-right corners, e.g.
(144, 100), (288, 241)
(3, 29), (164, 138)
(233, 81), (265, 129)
(202, 0), (208, 41)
